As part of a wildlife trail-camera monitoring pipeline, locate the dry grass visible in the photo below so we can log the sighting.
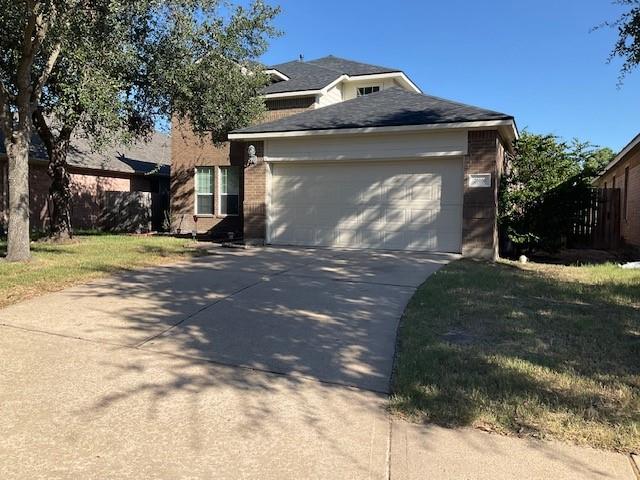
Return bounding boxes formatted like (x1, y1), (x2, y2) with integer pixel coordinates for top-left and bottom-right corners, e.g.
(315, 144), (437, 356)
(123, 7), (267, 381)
(0, 234), (200, 308)
(391, 259), (640, 453)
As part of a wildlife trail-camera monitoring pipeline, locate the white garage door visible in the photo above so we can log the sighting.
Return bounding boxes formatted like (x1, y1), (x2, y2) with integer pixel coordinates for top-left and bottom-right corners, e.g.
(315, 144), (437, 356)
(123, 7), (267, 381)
(268, 158), (463, 252)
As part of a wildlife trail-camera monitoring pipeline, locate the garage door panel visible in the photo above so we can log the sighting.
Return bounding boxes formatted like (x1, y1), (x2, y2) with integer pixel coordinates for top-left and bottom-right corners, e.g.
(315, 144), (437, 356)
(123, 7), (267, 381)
(269, 159), (463, 253)
(409, 176), (442, 202)
(385, 207), (407, 227)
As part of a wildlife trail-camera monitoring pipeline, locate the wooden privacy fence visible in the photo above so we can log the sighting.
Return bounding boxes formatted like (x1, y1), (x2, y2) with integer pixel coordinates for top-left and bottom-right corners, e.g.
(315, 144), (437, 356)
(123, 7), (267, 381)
(101, 191), (169, 233)
(569, 188), (621, 250)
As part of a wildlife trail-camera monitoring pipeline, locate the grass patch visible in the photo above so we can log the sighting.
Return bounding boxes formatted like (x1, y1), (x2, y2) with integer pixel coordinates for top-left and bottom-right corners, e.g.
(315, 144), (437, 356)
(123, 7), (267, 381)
(391, 259), (640, 453)
(0, 234), (200, 308)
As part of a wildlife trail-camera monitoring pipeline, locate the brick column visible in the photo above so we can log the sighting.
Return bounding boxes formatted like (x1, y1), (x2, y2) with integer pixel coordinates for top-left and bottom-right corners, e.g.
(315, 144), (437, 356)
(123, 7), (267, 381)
(462, 130), (502, 260)
(234, 140), (266, 243)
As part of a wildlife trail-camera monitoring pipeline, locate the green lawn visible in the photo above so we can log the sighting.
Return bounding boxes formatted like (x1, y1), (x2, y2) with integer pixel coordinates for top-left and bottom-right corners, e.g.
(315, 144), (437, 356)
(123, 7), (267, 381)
(391, 259), (640, 453)
(0, 234), (200, 308)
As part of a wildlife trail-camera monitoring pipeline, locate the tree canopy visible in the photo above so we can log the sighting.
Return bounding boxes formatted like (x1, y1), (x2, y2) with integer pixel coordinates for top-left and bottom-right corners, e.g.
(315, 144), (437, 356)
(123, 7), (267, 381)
(599, 0), (640, 82)
(0, 0), (280, 256)
(499, 132), (614, 252)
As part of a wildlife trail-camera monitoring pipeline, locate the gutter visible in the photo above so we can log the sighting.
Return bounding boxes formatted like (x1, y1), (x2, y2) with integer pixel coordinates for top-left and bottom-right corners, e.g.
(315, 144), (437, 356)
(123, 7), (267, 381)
(229, 118), (519, 144)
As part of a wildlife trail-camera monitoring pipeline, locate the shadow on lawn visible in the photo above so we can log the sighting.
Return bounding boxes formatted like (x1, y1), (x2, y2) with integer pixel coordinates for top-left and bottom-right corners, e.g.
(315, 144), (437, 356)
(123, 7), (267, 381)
(391, 259), (640, 451)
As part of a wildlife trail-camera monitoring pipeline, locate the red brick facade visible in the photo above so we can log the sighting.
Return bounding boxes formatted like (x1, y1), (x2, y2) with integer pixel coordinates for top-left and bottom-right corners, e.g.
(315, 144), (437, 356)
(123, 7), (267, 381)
(462, 130), (507, 259)
(169, 121), (244, 237)
(170, 97), (314, 237)
(596, 143), (640, 248)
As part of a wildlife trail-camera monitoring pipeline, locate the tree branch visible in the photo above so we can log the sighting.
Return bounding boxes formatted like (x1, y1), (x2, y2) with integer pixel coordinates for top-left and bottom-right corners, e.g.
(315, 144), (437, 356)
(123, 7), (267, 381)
(14, 0), (40, 127)
(32, 107), (53, 154)
(32, 42), (61, 104)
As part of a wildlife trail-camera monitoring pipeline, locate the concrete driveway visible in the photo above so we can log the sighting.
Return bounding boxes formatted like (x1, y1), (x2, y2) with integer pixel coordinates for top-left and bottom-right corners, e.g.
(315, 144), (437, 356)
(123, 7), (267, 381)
(2, 247), (633, 480)
(0, 247), (452, 479)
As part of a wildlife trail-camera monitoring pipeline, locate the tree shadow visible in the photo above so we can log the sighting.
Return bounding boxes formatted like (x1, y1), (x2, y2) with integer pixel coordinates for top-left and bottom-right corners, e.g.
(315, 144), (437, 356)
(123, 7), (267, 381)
(0, 246), (429, 474)
(391, 259), (640, 452)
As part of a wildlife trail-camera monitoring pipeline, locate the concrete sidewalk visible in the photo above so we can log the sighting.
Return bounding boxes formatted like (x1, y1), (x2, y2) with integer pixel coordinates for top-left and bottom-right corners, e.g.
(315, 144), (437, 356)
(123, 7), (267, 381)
(391, 421), (634, 480)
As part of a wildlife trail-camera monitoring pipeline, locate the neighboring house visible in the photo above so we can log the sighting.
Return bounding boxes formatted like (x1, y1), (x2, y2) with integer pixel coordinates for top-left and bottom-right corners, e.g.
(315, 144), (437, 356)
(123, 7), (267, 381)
(595, 133), (640, 249)
(0, 132), (170, 233)
(172, 55), (518, 259)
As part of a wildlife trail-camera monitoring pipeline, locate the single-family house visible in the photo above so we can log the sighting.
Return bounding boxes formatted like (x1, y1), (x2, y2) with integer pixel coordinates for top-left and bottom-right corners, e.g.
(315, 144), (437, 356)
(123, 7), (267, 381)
(171, 56), (518, 259)
(0, 132), (171, 233)
(595, 133), (640, 249)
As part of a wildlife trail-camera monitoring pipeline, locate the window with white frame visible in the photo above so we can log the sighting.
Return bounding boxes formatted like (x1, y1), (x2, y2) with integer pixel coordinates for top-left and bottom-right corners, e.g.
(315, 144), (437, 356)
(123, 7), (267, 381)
(194, 167), (214, 215)
(357, 86), (380, 96)
(218, 166), (240, 216)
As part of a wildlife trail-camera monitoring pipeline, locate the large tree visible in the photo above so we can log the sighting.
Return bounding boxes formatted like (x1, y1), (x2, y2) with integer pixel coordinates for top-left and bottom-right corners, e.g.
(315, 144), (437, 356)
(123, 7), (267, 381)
(0, 0), (279, 258)
(599, 0), (640, 82)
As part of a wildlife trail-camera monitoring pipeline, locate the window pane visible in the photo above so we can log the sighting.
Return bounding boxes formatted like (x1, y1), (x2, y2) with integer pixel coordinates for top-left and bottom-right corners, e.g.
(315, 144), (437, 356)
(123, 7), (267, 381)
(196, 194), (213, 215)
(220, 195), (239, 215)
(196, 168), (213, 194)
(228, 167), (239, 194)
(220, 166), (239, 195)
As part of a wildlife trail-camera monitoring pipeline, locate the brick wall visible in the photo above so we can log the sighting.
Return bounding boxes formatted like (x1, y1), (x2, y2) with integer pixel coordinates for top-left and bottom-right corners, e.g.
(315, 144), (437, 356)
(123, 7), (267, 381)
(596, 145), (640, 248)
(170, 96), (314, 238)
(462, 130), (504, 259)
(169, 120), (243, 237)
(29, 164), (51, 231)
(240, 141), (266, 241)
(263, 97), (315, 123)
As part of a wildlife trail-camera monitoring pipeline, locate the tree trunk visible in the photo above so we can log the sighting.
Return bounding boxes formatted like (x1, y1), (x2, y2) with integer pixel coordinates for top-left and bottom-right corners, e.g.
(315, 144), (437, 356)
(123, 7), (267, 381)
(47, 142), (73, 240)
(5, 131), (31, 261)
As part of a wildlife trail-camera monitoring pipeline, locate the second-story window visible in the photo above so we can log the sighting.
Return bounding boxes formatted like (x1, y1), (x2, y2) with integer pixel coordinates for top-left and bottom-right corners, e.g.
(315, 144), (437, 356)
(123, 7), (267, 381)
(357, 86), (380, 96)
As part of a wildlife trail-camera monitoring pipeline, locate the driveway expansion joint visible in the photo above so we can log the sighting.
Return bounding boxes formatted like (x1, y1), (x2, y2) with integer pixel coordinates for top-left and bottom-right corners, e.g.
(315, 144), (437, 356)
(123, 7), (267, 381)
(282, 271), (420, 289)
(0, 322), (390, 395)
(133, 262), (305, 349)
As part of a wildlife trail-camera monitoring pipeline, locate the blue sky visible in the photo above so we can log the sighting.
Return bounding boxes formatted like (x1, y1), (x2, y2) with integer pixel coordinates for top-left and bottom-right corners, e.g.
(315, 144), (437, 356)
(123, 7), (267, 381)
(260, 0), (639, 152)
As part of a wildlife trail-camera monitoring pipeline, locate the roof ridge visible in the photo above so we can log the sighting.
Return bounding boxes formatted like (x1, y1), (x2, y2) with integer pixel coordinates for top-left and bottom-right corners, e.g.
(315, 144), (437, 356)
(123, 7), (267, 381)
(308, 55), (401, 73)
(270, 58), (344, 75)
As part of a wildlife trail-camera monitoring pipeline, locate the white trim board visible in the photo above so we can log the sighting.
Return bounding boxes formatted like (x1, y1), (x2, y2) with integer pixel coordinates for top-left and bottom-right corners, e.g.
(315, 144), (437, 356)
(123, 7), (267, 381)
(264, 69), (290, 81)
(262, 71), (421, 100)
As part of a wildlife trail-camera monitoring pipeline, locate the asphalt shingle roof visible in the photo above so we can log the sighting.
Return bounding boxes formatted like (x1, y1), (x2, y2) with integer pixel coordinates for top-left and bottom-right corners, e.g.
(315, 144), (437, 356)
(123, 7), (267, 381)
(262, 55), (402, 95)
(307, 56), (400, 76)
(263, 60), (342, 94)
(0, 131), (171, 176)
(234, 87), (513, 134)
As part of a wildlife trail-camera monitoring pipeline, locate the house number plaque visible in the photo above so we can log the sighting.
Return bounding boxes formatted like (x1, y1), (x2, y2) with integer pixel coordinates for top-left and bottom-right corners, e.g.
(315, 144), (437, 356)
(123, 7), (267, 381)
(468, 173), (492, 188)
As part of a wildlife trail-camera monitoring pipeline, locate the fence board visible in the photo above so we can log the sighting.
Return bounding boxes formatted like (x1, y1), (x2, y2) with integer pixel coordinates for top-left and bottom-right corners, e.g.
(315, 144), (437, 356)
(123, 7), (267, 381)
(568, 188), (620, 250)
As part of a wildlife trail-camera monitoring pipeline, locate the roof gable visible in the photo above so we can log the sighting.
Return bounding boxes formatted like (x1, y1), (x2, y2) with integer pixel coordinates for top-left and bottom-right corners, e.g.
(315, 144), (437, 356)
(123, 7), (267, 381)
(262, 61), (342, 94)
(262, 55), (405, 95)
